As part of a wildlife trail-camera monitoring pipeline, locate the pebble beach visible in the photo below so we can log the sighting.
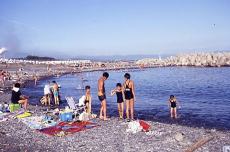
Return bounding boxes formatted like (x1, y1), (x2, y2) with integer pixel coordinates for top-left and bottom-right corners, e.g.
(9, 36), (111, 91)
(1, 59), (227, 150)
(0, 63), (230, 152)
(0, 94), (230, 152)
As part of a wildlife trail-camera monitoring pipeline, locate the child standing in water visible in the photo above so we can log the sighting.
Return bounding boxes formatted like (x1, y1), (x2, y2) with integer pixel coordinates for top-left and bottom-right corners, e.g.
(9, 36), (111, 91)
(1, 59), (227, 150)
(111, 83), (124, 119)
(168, 95), (180, 118)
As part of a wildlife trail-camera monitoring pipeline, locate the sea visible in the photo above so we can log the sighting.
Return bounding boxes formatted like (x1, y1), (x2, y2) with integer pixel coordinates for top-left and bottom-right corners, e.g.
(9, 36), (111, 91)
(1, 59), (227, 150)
(23, 67), (230, 130)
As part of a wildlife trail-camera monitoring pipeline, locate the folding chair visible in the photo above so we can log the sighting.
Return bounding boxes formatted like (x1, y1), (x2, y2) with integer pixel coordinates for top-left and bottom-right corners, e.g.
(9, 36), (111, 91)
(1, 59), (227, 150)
(65, 96), (85, 116)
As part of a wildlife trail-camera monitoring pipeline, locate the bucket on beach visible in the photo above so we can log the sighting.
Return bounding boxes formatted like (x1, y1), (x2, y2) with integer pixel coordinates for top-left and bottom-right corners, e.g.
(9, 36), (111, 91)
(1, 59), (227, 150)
(59, 112), (73, 122)
(9, 104), (20, 112)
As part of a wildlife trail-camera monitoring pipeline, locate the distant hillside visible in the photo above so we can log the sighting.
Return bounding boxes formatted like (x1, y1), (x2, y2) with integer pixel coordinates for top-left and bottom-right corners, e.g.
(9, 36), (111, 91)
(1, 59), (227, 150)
(25, 55), (56, 61)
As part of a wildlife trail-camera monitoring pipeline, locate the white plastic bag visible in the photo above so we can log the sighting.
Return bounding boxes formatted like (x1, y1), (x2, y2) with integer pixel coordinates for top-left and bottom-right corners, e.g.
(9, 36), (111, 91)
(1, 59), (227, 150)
(126, 121), (143, 134)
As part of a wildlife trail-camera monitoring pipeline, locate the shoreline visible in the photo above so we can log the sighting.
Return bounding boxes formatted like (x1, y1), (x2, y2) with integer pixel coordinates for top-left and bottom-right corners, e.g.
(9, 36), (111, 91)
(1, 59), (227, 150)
(1, 64), (230, 131)
(1, 63), (230, 151)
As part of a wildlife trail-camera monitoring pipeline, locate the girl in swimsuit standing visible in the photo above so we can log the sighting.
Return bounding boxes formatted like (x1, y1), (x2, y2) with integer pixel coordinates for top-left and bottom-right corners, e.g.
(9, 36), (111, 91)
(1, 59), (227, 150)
(168, 95), (180, 118)
(111, 83), (124, 119)
(123, 73), (135, 121)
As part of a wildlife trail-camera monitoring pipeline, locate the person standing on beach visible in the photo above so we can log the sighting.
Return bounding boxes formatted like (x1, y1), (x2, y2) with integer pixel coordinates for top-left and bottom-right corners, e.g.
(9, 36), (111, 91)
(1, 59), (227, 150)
(123, 73), (136, 121)
(111, 83), (124, 119)
(11, 83), (29, 111)
(52, 81), (59, 105)
(98, 72), (109, 120)
(44, 82), (51, 106)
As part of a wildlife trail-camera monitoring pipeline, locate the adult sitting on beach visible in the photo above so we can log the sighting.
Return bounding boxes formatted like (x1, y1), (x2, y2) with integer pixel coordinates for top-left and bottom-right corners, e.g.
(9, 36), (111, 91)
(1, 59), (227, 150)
(123, 73), (136, 121)
(98, 72), (109, 120)
(11, 83), (29, 111)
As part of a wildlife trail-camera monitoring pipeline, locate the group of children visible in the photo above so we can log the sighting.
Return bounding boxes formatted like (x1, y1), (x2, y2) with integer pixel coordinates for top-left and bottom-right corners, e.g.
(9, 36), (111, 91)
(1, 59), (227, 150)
(43, 81), (60, 106)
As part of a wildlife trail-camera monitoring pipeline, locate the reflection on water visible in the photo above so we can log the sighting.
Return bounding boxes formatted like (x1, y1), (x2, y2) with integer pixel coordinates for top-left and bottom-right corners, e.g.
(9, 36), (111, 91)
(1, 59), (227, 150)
(23, 67), (230, 130)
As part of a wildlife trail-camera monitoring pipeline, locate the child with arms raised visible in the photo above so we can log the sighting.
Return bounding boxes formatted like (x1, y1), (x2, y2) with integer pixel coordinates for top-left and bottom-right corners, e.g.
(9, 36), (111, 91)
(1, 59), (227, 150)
(111, 83), (124, 119)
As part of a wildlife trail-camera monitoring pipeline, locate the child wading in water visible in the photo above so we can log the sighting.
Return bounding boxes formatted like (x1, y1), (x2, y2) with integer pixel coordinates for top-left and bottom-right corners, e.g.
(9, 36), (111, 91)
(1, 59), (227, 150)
(168, 95), (180, 118)
(111, 83), (124, 119)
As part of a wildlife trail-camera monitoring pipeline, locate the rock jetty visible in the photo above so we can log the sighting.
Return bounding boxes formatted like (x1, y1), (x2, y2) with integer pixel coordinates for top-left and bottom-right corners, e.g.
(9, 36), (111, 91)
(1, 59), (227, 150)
(136, 52), (230, 67)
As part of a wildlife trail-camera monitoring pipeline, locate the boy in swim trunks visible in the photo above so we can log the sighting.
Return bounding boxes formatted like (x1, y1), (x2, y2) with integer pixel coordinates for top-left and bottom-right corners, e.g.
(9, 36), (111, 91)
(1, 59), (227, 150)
(168, 95), (180, 118)
(111, 83), (124, 119)
(98, 72), (109, 120)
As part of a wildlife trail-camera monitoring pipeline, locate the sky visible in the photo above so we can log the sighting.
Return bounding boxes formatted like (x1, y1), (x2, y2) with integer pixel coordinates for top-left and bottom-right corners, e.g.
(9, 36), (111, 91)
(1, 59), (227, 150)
(0, 0), (230, 57)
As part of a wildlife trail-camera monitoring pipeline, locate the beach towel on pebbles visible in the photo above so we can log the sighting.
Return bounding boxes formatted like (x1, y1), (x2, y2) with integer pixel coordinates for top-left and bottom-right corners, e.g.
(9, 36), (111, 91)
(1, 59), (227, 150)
(20, 116), (57, 130)
(38, 121), (98, 137)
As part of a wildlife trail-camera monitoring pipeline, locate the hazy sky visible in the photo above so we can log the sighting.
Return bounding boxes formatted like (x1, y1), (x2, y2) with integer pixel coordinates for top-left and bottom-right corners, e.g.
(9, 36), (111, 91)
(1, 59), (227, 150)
(0, 0), (230, 57)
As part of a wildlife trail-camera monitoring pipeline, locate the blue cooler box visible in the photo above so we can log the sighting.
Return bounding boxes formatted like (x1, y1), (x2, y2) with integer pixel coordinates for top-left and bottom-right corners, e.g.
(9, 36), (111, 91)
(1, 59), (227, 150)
(59, 112), (73, 122)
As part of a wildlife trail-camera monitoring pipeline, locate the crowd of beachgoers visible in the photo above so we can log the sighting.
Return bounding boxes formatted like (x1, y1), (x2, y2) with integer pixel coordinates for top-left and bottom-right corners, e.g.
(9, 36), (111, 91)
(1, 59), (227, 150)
(0, 56), (230, 151)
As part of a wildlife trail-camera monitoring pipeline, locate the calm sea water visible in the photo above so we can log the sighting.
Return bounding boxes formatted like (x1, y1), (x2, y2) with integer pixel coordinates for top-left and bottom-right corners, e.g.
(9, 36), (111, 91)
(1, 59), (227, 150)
(23, 67), (230, 130)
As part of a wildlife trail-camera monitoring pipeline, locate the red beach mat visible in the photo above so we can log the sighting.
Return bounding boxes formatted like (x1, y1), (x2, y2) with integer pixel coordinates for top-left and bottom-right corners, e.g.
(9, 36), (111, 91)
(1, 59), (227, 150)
(38, 121), (98, 136)
(139, 120), (151, 132)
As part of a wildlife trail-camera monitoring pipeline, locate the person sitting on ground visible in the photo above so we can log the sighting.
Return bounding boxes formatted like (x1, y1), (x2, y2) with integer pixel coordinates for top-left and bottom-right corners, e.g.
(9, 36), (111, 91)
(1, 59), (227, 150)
(111, 83), (124, 119)
(84, 85), (92, 114)
(168, 95), (180, 119)
(11, 83), (29, 111)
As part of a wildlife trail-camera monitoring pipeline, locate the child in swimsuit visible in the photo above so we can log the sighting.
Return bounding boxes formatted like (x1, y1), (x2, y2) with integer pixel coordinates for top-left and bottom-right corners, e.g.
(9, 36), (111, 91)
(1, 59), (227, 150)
(84, 85), (92, 114)
(111, 83), (124, 119)
(168, 95), (180, 118)
(52, 81), (59, 105)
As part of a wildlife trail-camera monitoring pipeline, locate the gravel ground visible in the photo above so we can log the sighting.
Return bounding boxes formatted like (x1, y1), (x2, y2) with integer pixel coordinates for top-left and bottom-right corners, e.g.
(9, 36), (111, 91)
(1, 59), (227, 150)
(1, 64), (229, 152)
(0, 93), (230, 152)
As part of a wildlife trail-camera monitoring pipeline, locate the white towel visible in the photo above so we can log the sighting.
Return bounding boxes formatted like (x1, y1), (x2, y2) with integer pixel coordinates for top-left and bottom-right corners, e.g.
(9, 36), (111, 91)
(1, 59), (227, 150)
(78, 95), (86, 106)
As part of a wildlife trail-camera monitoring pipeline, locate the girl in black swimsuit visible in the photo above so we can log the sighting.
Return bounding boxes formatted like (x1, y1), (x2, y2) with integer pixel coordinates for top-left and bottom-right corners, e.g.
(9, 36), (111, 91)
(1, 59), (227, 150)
(111, 83), (124, 119)
(168, 95), (180, 119)
(123, 73), (135, 121)
(124, 80), (134, 100)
